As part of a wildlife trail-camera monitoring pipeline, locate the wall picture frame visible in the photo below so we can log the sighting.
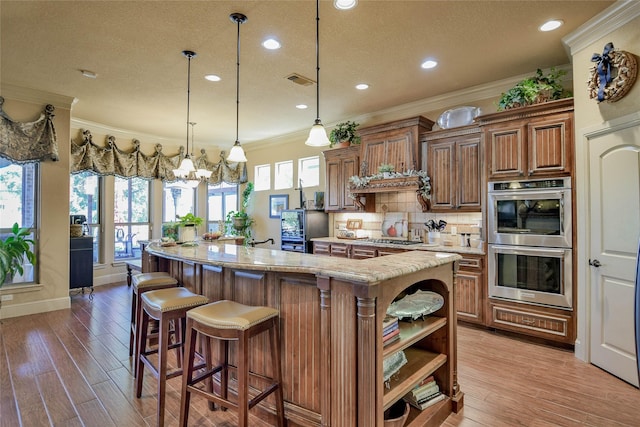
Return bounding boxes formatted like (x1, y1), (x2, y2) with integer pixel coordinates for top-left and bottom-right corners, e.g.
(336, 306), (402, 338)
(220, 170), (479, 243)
(269, 194), (289, 218)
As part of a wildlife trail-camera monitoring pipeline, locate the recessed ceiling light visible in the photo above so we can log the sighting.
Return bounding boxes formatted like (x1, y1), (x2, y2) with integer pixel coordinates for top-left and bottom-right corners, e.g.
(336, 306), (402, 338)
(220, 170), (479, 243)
(205, 74), (221, 82)
(81, 69), (97, 78)
(421, 59), (438, 69)
(355, 83), (369, 90)
(262, 38), (281, 50)
(296, 104), (308, 109)
(334, 0), (357, 10)
(539, 19), (563, 32)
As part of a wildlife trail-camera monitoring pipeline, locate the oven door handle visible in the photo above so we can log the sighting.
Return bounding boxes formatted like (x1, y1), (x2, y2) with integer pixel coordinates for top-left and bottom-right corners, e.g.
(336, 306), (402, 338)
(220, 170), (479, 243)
(559, 193), (565, 234)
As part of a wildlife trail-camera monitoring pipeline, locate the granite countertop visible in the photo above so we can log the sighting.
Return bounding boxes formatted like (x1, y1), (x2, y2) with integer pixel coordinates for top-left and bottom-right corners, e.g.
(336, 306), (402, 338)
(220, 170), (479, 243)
(311, 236), (485, 256)
(146, 241), (461, 284)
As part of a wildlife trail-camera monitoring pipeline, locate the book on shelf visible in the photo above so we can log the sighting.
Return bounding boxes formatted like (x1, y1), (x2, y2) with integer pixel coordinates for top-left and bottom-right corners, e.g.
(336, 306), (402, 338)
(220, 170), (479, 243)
(383, 333), (400, 347)
(383, 323), (399, 336)
(383, 315), (398, 329)
(416, 375), (434, 388)
(406, 380), (438, 402)
(405, 392), (445, 410)
(383, 327), (400, 342)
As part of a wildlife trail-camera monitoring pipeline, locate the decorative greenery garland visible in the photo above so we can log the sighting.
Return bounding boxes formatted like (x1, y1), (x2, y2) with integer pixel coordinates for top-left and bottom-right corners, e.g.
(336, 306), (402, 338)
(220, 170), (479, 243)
(348, 170), (431, 201)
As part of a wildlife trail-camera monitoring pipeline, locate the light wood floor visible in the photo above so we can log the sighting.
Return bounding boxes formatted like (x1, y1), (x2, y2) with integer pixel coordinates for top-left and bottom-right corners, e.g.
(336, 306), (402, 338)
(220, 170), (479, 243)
(1, 282), (639, 426)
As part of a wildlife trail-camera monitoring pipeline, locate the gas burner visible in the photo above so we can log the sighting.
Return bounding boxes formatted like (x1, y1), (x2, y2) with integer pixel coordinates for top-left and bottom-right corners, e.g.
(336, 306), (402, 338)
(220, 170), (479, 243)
(364, 239), (422, 246)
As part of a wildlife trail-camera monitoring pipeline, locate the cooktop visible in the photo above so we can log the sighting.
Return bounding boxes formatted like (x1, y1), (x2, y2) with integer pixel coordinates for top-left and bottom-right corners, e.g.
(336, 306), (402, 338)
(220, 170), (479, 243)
(364, 239), (422, 246)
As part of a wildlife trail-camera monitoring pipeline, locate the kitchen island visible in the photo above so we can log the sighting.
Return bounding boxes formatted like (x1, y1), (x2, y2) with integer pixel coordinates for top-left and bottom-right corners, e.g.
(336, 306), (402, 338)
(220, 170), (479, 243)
(146, 241), (463, 427)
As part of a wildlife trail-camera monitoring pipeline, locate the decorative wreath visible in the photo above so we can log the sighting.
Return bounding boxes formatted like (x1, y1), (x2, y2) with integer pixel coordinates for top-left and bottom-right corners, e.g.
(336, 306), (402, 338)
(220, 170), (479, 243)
(588, 42), (638, 103)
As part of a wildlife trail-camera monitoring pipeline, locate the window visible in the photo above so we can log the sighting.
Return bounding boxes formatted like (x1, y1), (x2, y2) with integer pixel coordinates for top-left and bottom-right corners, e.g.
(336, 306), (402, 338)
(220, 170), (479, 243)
(254, 164), (271, 191)
(69, 172), (101, 263)
(274, 160), (293, 190)
(163, 182), (195, 223)
(207, 182), (238, 232)
(0, 160), (38, 283)
(298, 156), (320, 188)
(114, 177), (150, 260)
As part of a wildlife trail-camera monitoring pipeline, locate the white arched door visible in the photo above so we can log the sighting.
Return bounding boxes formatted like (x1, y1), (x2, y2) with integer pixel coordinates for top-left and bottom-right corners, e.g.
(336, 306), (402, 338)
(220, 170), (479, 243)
(588, 118), (640, 387)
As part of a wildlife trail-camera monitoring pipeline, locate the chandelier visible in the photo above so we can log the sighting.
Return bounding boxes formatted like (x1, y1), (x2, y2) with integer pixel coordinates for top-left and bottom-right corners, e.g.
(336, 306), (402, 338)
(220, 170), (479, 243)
(172, 50), (211, 187)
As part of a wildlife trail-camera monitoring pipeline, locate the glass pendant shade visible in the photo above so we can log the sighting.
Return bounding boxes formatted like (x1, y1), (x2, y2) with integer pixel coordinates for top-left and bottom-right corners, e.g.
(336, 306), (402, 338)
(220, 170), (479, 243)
(305, 120), (331, 147)
(227, 141), (247, 163)
(173, 156), (195, 178)
(195, 168), (212, 179)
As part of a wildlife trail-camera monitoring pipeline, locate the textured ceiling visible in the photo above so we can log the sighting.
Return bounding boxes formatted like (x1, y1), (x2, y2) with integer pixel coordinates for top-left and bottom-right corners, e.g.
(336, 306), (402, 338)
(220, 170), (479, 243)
(1, 1), (614, 151)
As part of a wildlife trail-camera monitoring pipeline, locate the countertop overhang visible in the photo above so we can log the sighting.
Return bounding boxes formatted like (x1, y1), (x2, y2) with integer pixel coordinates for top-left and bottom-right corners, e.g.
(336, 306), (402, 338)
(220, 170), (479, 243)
(145, 241), (461, 284)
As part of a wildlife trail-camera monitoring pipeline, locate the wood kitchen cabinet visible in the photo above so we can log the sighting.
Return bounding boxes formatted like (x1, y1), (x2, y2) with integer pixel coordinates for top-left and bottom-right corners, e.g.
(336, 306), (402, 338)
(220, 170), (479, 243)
(312, 241), (350, 258)
(359, 116), (434, 176)
(455, 254), (485, 325)
(421, 125), (482, 212)
(478, 98), (574, 181)
(323, 145), (373, 212)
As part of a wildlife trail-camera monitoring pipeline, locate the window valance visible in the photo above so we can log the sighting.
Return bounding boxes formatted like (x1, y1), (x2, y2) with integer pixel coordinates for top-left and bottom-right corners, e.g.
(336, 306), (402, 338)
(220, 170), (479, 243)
(70, 129), (247, 184)
(0, 96), (59, 164)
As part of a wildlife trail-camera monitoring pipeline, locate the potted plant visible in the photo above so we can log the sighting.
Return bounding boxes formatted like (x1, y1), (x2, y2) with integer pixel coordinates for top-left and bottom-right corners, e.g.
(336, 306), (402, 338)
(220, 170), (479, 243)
(176, 213), (203, 242)
(329, 121), (361, 148)
(226, 182), (255, 241)
(378, 163), (395, 178)
(497, 68), (571, 111)
(0, 223), (36, 286)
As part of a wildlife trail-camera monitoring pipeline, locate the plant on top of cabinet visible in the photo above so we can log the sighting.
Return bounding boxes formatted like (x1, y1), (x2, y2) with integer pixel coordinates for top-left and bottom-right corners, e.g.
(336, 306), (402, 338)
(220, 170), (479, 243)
(497, 68), (571, 111)
(329, 121), (361, 148)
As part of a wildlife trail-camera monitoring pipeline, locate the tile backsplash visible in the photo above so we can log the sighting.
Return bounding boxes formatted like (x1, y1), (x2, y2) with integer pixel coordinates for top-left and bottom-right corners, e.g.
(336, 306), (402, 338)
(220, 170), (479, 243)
(332, 192), (483, 244)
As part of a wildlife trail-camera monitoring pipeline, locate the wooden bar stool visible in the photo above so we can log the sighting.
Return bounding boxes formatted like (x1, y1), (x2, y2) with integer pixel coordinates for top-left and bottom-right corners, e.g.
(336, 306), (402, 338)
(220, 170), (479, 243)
(129, 272), (178, 364)
(135, 287), (209, 427)
(179, 300), (285, 427)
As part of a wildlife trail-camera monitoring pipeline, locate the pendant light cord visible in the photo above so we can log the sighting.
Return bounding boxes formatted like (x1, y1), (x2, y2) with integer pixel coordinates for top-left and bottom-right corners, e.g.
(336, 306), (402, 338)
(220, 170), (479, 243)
(315, 0), (320, 123)
(235, 17), (241, 143)
(185, 51), (194, 157)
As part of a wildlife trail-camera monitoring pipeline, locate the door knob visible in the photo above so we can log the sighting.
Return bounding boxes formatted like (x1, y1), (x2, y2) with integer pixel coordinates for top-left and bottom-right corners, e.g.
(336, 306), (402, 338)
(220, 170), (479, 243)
(589, 259), (602, 267)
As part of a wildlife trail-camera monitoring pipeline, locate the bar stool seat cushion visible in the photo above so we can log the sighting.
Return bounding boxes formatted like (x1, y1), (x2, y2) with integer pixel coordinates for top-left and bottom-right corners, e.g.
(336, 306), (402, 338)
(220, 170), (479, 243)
(132, 272), (178, 290)
(188, 300), (279, 331)
(141, 287), (209, 313)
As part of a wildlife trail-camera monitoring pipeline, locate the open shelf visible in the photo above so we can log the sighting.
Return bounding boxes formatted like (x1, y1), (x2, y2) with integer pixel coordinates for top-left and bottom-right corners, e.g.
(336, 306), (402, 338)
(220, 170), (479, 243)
(383, 347), (447, 411)
(383, 316), (447, 358)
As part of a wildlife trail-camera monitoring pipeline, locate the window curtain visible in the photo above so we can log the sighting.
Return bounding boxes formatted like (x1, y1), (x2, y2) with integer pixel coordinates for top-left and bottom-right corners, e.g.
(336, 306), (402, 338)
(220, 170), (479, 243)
(70, 129), (247, 184)
(0, 96), (59, 164)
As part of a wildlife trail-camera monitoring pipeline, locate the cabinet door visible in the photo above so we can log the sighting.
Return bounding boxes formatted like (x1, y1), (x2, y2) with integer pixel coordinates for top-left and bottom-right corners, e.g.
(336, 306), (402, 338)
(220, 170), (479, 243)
(428, 141), (455, 210)
(486, 123), (526, 180)
(456, 269), (484, 324)
(341, 155), (359, 210)
(456, 137), (482, 210)
(527, 114), (572, 177)
(325, 158), (342, 211)
(361, 128), (417, 175)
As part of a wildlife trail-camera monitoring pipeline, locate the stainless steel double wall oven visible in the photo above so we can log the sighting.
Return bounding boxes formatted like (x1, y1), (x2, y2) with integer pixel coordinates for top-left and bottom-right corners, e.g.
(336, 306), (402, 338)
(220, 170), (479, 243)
(487, 177), (573, 309)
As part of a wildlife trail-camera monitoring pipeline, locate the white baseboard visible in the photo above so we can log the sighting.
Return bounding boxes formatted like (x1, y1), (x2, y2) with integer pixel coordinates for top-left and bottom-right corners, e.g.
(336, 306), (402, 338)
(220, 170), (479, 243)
(0, 296), (70, 320)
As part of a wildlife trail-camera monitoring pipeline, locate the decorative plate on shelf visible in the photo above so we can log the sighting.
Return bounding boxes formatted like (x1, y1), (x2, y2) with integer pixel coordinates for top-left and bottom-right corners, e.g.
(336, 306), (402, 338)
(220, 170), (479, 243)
(436, 106), (481, 129)
(386, 290), (444, 320)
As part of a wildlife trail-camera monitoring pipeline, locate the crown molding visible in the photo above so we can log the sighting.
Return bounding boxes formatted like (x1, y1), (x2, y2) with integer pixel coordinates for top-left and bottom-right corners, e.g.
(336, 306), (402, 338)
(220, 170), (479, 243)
(562, 0), (640, 56)
(1, 83), (76, 109)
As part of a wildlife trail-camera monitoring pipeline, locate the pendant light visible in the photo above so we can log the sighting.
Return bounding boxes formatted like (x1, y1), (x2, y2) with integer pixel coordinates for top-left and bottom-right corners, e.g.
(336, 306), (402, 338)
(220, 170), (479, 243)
(227, 13), (248, 163)
(173, 50), (199, 183)
(305, 0), (331, 147)
(192, 122), (213, 179)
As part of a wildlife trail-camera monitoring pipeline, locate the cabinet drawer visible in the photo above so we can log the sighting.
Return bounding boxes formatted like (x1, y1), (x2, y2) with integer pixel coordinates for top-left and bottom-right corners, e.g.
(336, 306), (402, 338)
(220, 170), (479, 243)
(330, 244), (349, 258)
(489, 302), (573, 343)
(458, 256), (482, 270)
(313, 242), (331, 256)
(351, 247), (377, 259)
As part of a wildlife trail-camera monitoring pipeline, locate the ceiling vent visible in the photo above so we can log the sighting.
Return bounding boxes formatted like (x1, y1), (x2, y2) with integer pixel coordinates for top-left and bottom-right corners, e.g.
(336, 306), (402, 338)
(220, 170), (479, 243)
(285, 73), (315, 86)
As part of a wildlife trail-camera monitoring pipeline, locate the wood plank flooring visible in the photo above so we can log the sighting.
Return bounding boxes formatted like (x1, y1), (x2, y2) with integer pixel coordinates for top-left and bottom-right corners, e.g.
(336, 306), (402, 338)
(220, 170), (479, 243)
(1, 282), (639, 426)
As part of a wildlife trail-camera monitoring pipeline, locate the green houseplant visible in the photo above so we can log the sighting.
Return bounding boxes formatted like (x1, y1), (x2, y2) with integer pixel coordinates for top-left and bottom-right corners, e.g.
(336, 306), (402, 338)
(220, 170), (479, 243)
(497, 68), (571, 111)
(0, 223), (36, 286)
(176, 213), (203, 242)
(226, 182), (254, 241)
(329, 121), (361, 148)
